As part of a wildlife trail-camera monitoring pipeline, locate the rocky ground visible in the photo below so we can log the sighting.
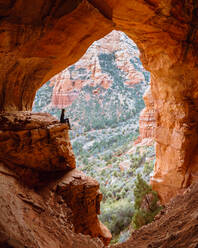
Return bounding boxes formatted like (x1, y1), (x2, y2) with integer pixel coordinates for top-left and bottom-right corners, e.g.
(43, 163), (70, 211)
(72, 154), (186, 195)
(0, 112), (111, 247)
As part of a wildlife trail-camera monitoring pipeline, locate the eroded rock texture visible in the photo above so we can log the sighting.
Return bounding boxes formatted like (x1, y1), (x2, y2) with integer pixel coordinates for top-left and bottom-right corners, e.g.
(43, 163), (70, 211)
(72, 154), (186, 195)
(0, 164), (107, 248)
(0, 113), (111, 247)
(49, 30), (145, 108)
(0, 0), (113, 111)
(0, 112), (75, 174)
(114, 0), (198, 203)
(1, 0), (198, 203)
(135, 86), (155, 146)
(1, 0), (198, 245)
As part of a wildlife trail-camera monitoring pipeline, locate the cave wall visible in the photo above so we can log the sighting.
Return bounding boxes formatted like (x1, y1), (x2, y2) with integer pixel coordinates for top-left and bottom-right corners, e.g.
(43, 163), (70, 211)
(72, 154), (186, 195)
(1, 0), (198, 213)
(0, 0), (114, 111)
(114, 0), (198, 203)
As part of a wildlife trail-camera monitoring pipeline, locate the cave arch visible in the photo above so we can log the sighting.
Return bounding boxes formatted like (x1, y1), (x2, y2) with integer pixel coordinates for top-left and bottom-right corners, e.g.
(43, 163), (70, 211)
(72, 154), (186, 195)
(1, 0), (198, 203)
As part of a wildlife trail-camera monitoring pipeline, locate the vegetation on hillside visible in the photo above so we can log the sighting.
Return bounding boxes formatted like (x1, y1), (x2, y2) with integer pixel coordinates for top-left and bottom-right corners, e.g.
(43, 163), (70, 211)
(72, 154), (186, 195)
(32, 32), (160, 244)
(132, 174), (162, 230)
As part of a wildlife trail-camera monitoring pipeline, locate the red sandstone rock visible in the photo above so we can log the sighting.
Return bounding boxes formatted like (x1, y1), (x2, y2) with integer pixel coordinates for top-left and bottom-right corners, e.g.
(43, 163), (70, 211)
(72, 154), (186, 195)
(50, 30), (145, 108)
(0, 112), (76, 173)
(56, 168), (112, 245)
(135, 86), (155, 146)
(1, 0), (198, 242)
(0, 112), (111, 246)
(0, 0), (113, 111)
(0, 164), (107, 248)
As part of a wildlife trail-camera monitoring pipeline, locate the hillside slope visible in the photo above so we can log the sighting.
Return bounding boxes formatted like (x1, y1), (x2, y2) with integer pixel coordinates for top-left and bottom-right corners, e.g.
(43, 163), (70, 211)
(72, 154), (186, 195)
(33, 31), (154, 243)
(33, 30), (150, 164)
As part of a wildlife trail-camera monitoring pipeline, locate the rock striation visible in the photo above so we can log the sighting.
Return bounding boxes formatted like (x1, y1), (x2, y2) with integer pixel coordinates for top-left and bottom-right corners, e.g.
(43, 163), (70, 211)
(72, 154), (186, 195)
(50, 30), (146, 108)
(1, 0), (198, 245)
(0, 112), (75, 174)
(0, 112), (111, 246)
(135, 86), (155, 146)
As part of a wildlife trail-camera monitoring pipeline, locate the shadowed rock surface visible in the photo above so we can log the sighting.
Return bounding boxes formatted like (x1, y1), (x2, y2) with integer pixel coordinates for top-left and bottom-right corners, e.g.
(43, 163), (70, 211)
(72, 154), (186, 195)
(1, 0), (198, 202)
(1, 0), (198, 246)
(0, 164), (107, 248)
(0, 113), (111, 246)
(0, 112), (75, 173)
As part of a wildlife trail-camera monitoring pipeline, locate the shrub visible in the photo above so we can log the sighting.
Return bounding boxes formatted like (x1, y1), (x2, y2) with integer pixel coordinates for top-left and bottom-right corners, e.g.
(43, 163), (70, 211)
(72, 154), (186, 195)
(143, 161), (154, 176)
(100, 199), (134, 239)
(132, 174), (162, 229)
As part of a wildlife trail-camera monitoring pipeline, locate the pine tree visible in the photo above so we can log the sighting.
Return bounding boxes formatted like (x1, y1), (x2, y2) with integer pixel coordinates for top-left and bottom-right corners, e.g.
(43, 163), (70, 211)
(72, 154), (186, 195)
(132, 174), (162, 229)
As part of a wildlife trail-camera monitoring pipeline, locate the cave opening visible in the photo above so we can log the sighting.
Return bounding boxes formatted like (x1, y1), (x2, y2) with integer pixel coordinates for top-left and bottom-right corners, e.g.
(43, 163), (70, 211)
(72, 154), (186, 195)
(33, 30), (156, 243)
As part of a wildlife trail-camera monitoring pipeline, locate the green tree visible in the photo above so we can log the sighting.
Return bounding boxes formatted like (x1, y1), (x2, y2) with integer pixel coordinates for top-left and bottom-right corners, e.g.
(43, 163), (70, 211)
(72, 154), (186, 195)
(132, 174), (162, 229)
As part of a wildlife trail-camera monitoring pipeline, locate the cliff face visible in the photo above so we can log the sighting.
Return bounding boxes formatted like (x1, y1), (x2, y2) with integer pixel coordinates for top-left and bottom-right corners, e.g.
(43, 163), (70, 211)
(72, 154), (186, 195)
(44, 30), (146, 109)
(1, 0), (198, 246)
(1, 0), (198, 204)
(0, 112), (75, 174)
(0, 112), (111, 247)
(135, 86), (155, 146)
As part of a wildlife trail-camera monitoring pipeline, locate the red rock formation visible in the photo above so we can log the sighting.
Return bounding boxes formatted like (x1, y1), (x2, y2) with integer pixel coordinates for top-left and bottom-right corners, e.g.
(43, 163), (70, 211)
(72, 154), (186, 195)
(135, 86), (155, 146)
(0, 164), (106, 248)
(0, 112), (75, 173)
(50, 30), (145, 108)
(0, 112), (111, 246)
(0, 0), (113, 111)
(2, 0), (198, 203)
(1, 0), (198, 244)
(56, 169), (112, 245)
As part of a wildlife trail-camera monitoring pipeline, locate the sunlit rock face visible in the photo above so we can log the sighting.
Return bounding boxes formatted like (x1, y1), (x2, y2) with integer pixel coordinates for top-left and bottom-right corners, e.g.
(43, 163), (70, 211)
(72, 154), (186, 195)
(135, 86), (155, 146)
(113, 1), (198, 203)
(50, 30), (146, 108)
(150, 67), (198, 203)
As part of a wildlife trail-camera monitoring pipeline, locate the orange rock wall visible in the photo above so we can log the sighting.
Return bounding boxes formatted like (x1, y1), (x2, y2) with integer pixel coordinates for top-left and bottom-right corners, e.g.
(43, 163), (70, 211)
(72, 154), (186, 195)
(0, 112), (111, 246)
(136, 86), (155, 146)
(0, 0), (113, 111)
(113, 1), (198, 203)
(1, 0), (198, 209)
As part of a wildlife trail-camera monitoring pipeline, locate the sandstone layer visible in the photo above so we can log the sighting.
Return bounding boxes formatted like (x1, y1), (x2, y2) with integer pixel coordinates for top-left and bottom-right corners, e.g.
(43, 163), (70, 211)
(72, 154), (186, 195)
(0, 0), (198, 234)
(49, 30), (145, 108)
(0, 112), (111, 246)
(0, 112), (75, 174)
(135, 86), (155, 146)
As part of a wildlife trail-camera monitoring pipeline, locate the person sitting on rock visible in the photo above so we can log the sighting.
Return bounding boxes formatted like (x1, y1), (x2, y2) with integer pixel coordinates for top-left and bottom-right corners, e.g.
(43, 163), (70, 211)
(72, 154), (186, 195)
(60, 109), (71, 130)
